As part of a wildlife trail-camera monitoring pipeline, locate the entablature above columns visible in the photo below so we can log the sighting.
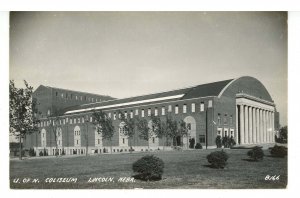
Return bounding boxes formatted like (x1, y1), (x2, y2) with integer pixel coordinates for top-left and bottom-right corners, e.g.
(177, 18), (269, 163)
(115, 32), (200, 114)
(236, 97), (275, 112)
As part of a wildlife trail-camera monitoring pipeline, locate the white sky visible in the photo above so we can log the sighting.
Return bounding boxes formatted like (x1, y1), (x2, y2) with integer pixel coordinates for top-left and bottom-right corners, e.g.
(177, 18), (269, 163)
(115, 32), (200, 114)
(9, 12), (287, 125)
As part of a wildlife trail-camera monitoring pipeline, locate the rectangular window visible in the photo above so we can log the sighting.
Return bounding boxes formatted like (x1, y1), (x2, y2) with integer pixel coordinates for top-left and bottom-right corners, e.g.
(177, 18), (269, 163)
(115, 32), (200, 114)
(141, 109), (145, 117)
(130, 110), (133, 118)
(154, 108), (158, 116)
(63, 119), (65, 125)
(124, 111), (127, 118)
(118, 113), (121, 119)
(82, 117), (85, 123)
(230, 129), (235, 137)
(200, 102), (204, 112)
(56, 92), (58, 97)
(230, 115), (233, 125)
(224, 114), (228, 125)
(98, 139), (100, 144)
(92, 98), (94, 102)
(114, 113), (116, 120)
(175, 105), (179, 114)
(78, 118), (81, 123)
(80, 96), (83, 101)
(76, 95), (78, 100)
(161, 107), (165, 115)
(191, 103), (195, 112)
(208, 100), (213, 108)
(168, 105), (172, 112)
(77, 140), (79, 145)
(108, 112), (111, 118)
(135, 109), (139, 115)
(123, 138), (125, 144)
(90, 116), (92, 122)
(199, 135), (206, 143)
(61, 93), (64, 98)
(70, 119), (73, 124)
(183, 104), (187, 113)
(148, 108), (151, 116)
(74, 118), (76, 124)
(218, 114), (221, 125)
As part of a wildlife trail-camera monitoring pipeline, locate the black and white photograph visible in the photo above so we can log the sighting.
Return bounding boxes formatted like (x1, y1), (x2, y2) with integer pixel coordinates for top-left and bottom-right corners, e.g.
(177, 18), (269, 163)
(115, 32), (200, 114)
(8, 11), (288, 189)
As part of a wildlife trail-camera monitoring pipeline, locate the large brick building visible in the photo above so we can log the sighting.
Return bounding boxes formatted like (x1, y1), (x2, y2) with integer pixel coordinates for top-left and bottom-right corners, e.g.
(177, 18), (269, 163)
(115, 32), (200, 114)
(24, 76), (278, 155)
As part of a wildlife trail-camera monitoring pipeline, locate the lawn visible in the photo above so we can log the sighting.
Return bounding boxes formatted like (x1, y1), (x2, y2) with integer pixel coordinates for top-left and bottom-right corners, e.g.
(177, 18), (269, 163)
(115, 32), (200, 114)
(10, 149), (287, 189)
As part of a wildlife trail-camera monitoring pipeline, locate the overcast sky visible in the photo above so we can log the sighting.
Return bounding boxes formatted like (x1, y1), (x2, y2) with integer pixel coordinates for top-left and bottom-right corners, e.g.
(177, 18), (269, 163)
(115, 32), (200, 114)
(9, 12), (287, 125)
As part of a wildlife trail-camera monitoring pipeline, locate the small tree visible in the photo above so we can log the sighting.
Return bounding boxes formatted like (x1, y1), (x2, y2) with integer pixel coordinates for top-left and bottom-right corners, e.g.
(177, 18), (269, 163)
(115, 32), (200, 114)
(189, 138), (195, 149)
(222, 135), (229, 148)
(137, 118), (151, 150)
(228, 136), (236, 148)
(165, 115), (179, 146)
(9, 80), (40, 160)
(178, 120), (188, 148)
(215, 136), (222, 148)
(151, 115), (167, 150)
(119, 111), (137, 152)
(92, 110), (115, 154)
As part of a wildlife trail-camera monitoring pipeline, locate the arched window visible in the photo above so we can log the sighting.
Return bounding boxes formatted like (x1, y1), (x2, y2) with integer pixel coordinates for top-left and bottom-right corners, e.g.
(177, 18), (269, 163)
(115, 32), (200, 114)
(41, 129), (47, 147)
(119, 122), (128, 146)
(56, 127), (62, 147)
(148, 120), (159, 148)
(74, 126), (81, 147)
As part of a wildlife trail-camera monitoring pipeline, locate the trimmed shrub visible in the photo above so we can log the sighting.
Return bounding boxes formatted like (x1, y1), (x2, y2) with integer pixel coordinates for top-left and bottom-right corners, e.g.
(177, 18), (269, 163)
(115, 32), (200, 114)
(207, 151), (229, 169)
(195, 143), (202, 149)
(132, 155), (164, 181)
(247, 146), (264, 161)
(55, 150), (59, 156)
(43, 148), (48, 156)
(29, 148), (36, 157)
(215, 136), (222, 148)
(189, 138), (195, 148)
(270, 145), (287, 158)
(39, 151), (43, 156)
(229, 136), (236, 148)
(62, 149), (65, 155)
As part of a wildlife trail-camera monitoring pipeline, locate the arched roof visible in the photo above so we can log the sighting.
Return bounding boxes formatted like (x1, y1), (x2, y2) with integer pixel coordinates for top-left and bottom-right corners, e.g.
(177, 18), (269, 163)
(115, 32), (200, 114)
(218, 76), (273, 102)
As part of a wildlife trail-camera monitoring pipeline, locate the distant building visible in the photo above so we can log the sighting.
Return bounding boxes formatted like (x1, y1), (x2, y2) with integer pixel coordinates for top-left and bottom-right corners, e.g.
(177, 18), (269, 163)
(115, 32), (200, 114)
(33, 85), (115, 118)
(24, 76), (279, 155)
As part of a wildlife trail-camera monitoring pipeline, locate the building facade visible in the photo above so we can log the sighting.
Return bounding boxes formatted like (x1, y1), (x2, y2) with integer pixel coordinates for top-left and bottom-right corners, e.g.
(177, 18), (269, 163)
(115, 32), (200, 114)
(24, 76), (278, 155)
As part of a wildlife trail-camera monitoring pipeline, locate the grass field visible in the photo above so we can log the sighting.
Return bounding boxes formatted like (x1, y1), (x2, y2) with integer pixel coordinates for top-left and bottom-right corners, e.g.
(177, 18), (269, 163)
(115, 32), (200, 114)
(10, 149), (287, 189)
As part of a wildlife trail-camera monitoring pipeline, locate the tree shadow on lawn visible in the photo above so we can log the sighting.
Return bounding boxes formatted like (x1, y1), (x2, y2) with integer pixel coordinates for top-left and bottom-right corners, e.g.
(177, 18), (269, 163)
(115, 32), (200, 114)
(242, 158), (261, 162)
(202, 164), (227, 169)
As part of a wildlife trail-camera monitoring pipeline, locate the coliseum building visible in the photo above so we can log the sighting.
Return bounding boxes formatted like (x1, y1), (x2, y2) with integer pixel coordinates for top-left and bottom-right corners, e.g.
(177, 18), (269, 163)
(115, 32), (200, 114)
(24, 76), (279, 155)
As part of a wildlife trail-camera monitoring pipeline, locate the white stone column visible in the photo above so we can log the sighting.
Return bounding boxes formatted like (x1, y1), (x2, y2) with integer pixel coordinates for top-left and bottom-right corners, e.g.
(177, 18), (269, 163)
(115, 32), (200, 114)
(267, 111), (272, 143)
(253, 107), (257, 144)
(256, 108), (260, 143)
(240, 105), (244, 144)
(236, 105), (239, 144)
(245, 105), (249, 144)
(260, 109), (263, 143)
(263, 110), (267, 143)
(272, 111), (275, 143)
(249, 106), (253, 144)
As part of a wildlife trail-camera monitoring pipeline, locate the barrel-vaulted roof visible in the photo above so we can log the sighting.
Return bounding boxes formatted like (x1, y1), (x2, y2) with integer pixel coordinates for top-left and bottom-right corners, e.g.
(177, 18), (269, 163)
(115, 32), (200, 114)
(61, 79), (234, 115)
